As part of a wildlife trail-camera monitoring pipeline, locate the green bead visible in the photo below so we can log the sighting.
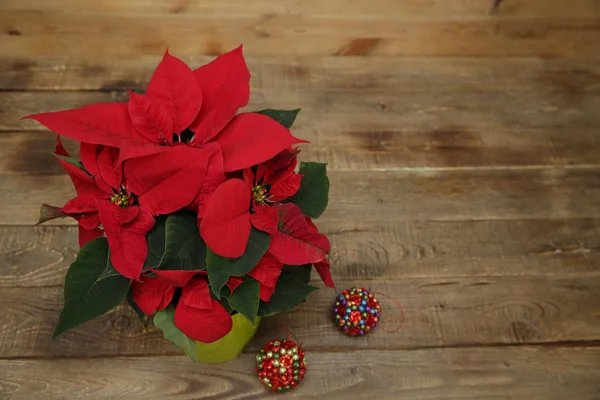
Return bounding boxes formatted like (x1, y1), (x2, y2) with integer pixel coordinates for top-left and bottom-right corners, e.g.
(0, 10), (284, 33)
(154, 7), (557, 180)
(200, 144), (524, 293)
(336, 315), (340, 319)
(263, 378), (270, 383)
(294, 376), (299, 381)
(273, 360), (280, 367)
(293, 368), (299, 375)
(277, 387), (283, 392)
(268, 383), (273, 388)
(274, 353), (280, 359)
(279, 367), (287, 374)
(362, 312), (368, 317)
(274, 341), (281, 346)
(352, 305), (357, 310)
(280, 348), (287, 355)
(290, 347), (298, 354)
(292, 354), (299, 361)
(293, 361), (300, 368)
(266, 351), (273, 358)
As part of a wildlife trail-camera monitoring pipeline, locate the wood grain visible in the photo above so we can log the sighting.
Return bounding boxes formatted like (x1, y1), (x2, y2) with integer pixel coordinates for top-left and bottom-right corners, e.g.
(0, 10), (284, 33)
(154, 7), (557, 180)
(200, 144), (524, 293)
(0, 275), (599, 358)
(3, 0), (600, 19)
(3, 126), (600, 174)
(2, 219), (600, 288)
(1, 11), (599, 59)
(2, 167), (600, 225)
(2, 347), (600, 399)
(5, 88), (599, 134)
(3, 56), (600, 92)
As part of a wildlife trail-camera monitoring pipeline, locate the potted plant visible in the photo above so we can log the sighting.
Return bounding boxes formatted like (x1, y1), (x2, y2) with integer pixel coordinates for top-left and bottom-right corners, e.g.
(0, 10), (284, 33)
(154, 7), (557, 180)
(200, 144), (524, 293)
(26, 46), (334, 363)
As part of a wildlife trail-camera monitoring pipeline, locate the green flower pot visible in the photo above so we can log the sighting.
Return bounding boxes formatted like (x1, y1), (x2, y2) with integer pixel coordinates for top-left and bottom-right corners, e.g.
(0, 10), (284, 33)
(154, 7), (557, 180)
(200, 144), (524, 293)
(191, 314), (261, 363)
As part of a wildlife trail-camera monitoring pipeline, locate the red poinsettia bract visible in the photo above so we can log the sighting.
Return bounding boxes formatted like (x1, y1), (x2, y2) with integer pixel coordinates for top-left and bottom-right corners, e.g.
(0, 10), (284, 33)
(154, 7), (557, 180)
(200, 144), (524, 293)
(23, 46), (307, 217)
(48, 139), (154, 280)
(200, 148), (300, 258)
(200, 149), (329, 265)
(131, 269), (242, 342)
(248, 252), (285, 301)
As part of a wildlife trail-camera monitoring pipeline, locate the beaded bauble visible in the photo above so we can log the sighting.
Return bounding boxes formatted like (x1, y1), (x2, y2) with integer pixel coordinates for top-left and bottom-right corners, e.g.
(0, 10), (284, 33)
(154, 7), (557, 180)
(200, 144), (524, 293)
(333, 287), (382, 336)
(255, 339), (306, 392)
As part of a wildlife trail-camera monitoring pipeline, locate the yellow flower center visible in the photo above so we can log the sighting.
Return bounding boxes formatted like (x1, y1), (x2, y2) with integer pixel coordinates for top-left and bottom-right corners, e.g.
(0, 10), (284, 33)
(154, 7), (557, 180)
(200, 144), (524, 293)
(110, 187), (130, 207)
(252, 185), (268, 203)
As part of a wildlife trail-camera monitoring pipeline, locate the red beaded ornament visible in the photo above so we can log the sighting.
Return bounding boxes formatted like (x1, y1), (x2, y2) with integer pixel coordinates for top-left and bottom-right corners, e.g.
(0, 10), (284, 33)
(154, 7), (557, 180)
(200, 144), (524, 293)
(333, 287), (382, 336)
(255, 339), (306, 392)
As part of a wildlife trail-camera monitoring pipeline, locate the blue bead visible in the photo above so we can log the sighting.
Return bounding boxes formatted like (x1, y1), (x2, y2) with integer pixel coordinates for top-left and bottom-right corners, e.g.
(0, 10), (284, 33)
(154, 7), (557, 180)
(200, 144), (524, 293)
(371, 309), (377, 314)
(346, 308), (351, 314)
(359, 306), (365, 312)
(361, 300), (367, 306)
(344, 315), (349, 320)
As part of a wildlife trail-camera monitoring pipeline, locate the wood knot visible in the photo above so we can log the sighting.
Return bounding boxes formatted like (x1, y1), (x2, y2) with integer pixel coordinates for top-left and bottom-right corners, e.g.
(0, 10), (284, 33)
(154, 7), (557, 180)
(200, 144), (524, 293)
(336, 38), (381, 56)
(110, 315), (132, 332)
(8, 29), (21, 36)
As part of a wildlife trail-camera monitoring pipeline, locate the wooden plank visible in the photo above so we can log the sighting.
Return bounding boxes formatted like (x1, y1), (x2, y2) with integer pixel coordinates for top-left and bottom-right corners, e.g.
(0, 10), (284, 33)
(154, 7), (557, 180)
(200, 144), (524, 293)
(2, 167), (600, 225)
(3, 126), (600, 174)
(4, 88), (600, 134)
(2, 11), (599, 59)
(3, 54), (600, 92)
(3, 219), (600, 288)
(2, 347), (600, 399)
(3, 0), (599, 19)
(0, 275), (599, 358)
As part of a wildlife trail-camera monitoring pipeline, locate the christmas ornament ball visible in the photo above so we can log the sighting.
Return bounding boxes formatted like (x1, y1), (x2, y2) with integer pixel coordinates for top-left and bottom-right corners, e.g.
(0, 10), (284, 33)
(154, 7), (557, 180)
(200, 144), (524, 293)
(256, 339), (306, 392)
(333, 287), (382, 336)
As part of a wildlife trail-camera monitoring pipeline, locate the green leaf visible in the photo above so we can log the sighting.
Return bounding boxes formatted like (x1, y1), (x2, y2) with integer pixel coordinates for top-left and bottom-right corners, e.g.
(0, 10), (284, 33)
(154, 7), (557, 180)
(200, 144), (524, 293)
(53, 152), (88, 174)
(258, 267), (318, 317)
(53, 238), (131, 338)
(216, 297), (234, 314)
(37, 203), (65, 224)
(145, 215), (166, 268)
(281, 264), (312, 284)
(288, 162), (330, 218)
(153, 211), (206, 271)
(226, 277), (260, 325)
(256, 109), (301, 128)
(206, 228), (270, 298)
(154, 306), (199, 363)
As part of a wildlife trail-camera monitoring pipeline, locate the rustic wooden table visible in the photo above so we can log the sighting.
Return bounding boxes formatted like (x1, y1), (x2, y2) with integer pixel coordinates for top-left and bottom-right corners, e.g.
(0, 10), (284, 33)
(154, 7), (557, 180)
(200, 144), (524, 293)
(1, 1), (600, 399)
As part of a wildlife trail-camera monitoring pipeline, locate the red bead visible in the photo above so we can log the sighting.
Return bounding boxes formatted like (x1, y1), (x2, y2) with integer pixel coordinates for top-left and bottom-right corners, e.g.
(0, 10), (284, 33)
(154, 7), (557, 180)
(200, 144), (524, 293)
(349, 294), (362, 305)
(280, 355), (293, 368)
(349, 311), (362, 324)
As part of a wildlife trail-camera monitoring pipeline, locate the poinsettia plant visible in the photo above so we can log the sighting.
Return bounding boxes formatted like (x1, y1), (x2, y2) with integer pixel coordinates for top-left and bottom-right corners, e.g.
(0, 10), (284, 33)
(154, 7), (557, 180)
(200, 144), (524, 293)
(26, 46), (333, 361)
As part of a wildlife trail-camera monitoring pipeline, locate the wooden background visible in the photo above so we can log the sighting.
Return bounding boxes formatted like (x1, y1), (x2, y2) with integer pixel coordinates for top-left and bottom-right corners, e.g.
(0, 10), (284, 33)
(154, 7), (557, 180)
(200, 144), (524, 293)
(1, 0), (600, 398)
